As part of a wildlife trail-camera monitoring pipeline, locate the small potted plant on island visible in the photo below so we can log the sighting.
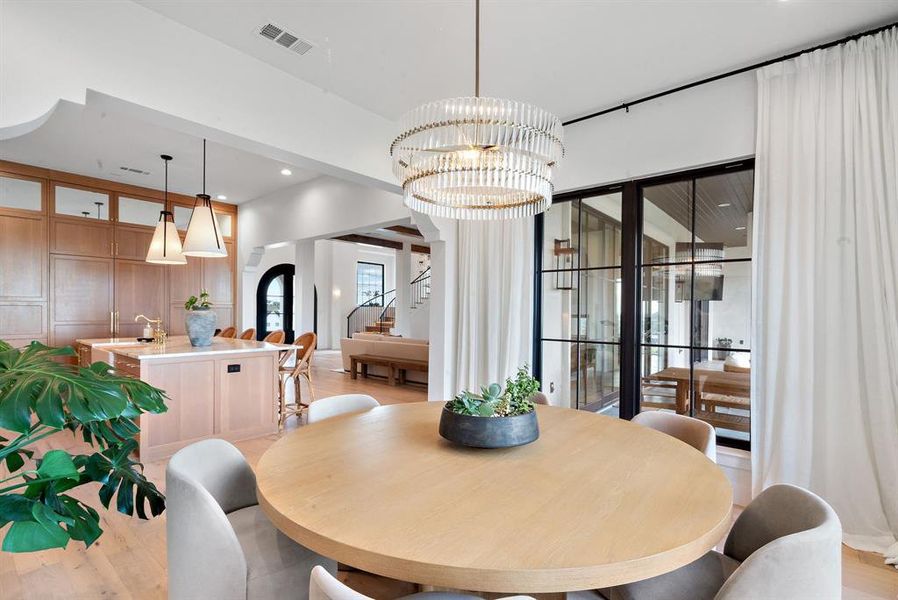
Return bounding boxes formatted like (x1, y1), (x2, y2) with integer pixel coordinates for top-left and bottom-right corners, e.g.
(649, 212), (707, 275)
(439, 366), (541, 449)
(184, 289), (216, 347)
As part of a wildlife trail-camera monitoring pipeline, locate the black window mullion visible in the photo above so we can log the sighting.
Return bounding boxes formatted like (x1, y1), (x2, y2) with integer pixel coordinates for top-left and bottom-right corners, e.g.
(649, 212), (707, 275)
(619, 181), (641, 421)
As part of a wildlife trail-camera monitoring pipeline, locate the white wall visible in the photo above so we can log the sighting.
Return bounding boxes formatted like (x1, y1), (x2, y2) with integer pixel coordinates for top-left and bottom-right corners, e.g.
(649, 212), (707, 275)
(556, 73), (757, 192)
(0, 0), (397, 189)
(238, 176), (407, 252)
(327, 241), (396, 349)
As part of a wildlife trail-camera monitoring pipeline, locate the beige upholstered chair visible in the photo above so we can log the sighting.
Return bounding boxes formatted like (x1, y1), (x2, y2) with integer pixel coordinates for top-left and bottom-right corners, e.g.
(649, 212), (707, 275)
(632, 410), (717, 462)
(239, 327), (256, 340)
(309, 565), (534, 600)
(218, 326), (237, 338)
(610, 484), (842, 600)
(167, 439), (337, 600)
(278, 331), (317, 427)
(263, 330), (286, 344)
(307, 394), (380, 424)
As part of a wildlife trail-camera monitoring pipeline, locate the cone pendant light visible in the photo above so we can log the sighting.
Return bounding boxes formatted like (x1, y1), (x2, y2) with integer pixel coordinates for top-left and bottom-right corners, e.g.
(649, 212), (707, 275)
(146, 155), (187, 265)
(183, 139), (227, 258)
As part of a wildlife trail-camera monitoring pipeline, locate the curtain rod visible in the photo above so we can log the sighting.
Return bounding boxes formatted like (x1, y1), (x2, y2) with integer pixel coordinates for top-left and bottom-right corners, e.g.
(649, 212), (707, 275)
(563, 20), (898, 126)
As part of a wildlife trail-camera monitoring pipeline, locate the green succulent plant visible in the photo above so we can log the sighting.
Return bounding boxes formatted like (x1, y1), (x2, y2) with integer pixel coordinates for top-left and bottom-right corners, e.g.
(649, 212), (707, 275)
(446, 365), (540, 417)
(184, 289), (213, 311)
(0, 340), (169, 553)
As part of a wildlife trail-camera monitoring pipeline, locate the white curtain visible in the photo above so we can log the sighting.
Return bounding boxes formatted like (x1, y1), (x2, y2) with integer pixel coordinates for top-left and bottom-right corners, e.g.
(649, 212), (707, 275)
(455, 218), (534, 391)
(753, 27), (898, 558)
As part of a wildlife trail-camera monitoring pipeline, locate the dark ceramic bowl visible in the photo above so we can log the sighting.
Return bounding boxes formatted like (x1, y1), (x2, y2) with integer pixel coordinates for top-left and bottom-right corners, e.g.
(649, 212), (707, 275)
(438, 405), (539, 448)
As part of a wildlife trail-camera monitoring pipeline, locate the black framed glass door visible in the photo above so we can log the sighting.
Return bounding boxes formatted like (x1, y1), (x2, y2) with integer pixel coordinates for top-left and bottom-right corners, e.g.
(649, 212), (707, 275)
(535, 159), (754, 448)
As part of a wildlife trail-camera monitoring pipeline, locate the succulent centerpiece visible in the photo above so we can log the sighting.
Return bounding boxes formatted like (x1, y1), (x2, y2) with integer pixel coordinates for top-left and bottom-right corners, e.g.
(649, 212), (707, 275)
(439, 366), (541, 448)
(183, 289), (216, 347)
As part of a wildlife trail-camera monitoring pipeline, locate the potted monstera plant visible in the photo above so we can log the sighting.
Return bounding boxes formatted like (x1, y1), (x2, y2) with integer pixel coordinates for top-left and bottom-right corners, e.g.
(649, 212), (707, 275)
(0, 340), (168, 552)
(184, 289), (216, 347)
(439, 366), (541, 448)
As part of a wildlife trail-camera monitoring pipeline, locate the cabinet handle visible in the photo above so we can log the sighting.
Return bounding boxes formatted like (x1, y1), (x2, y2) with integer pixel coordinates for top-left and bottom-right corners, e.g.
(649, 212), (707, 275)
(110, 311), (114, 334)
(115, 311), (119, 334)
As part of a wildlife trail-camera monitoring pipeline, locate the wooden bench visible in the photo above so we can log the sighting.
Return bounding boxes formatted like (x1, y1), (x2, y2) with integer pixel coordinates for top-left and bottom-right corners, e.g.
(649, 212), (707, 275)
(349, 354), (428, 386)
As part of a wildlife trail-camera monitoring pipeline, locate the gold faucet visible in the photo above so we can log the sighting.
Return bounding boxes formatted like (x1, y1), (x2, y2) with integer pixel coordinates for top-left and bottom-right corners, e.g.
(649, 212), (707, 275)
(135, 315), (167, 345)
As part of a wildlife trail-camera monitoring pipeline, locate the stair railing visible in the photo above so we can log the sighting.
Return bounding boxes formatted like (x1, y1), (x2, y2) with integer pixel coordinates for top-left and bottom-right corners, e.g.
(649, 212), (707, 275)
(410, 267), (431, 307)
(346, 289), (395, 338)
(345, 267), (433, 338)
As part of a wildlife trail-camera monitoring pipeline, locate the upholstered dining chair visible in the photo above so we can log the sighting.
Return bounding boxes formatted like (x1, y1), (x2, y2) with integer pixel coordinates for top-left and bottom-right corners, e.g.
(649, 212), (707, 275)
(307, 394), (380, 424)
(632, 410), (717, 462)
(238, 327), (256, 340)
(167, 439), (337, 600)
(609, 484), (842, 600)
(263, 329), (286, 344)
(218, 326), (237, 338)
(309, 565), (535, 600)
(277, 331), (317, 427)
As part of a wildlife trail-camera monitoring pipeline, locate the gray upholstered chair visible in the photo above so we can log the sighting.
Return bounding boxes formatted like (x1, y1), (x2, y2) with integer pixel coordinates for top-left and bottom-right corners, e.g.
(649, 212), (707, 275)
(307, 394), (380, 424)
(609, 484), (842, 600)
(309, 565), (535, 600)
(167, 439), (337, 600)
(632, 410), (717, 462)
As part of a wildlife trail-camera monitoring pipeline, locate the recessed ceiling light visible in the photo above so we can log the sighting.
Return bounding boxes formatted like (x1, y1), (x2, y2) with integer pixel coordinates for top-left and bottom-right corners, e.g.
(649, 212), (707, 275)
(718, 203), (731, 208)
(735, 226), (747, 231)
(280, 168), (292, 176)
(216, 194), (227, 200)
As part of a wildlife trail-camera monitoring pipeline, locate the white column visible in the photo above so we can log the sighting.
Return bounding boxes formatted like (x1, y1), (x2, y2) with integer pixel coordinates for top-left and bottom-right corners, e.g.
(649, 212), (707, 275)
(394, 242), (412, 337)
(294, 240), (316, 336)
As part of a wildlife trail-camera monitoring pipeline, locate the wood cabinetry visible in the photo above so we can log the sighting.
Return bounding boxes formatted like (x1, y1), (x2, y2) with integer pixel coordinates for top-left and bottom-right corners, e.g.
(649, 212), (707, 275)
(49, 255), (115, 347)
(50, 218), (114, 258)
(115, 259), (167, 338)
(0, 161), (238, 349)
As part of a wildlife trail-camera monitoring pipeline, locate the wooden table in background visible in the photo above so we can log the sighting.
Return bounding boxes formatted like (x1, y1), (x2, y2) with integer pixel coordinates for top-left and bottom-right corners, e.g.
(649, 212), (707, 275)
(649, 367), (750, 414)
(256, 402), (732, 596)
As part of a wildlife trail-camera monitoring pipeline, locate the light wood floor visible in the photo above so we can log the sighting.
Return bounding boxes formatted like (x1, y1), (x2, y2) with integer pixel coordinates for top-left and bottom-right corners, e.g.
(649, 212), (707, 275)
(0, 351), (895, 599)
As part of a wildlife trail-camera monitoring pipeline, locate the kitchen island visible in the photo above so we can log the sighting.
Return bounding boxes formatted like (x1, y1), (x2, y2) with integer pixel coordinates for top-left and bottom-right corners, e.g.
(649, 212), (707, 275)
(75, 336), (286, 461)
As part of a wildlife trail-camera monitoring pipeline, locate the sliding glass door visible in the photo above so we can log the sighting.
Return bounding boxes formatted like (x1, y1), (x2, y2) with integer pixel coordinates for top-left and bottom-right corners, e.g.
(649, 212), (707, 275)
(535, 160), (753, 448)
(538, 191), (623, 413)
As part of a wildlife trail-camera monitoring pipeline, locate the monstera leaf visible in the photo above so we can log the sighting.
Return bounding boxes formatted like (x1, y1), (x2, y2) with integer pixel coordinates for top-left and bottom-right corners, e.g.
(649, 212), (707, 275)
(0, 341), (169, 553)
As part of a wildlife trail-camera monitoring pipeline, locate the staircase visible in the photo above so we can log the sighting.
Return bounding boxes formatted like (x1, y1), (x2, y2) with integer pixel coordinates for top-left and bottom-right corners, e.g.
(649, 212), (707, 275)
(347, 268), (430, 337)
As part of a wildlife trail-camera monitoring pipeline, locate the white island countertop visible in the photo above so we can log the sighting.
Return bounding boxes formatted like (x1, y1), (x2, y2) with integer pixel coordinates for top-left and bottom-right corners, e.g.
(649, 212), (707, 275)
(76, 336), (292, 361)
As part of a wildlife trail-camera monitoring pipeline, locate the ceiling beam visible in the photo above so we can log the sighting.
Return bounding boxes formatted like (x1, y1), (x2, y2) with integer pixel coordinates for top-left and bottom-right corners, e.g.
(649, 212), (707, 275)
(385, 225), (423, 238)
(332, 234), (403, 250)
(411, 244), (431, 255)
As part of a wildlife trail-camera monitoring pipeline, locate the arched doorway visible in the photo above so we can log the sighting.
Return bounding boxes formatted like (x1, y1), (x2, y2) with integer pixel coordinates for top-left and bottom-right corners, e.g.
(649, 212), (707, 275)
(256, 264), (294, 343)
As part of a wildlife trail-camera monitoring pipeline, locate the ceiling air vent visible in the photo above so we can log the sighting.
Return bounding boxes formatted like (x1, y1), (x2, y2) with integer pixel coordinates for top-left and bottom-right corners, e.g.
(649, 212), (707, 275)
(257, 22), (315, 56)
(119, 166), (151, 176)
(259, 23), (282, 40)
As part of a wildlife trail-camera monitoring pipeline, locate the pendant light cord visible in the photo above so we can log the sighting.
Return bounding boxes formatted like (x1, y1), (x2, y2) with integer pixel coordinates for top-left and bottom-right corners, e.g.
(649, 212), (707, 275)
(474, 0), (480, 97)
(202, 139), (206, 196)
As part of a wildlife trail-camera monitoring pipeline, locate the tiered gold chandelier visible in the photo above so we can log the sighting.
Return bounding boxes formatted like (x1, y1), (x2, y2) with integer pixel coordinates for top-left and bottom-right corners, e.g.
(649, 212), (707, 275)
(390, 0), (564, 220)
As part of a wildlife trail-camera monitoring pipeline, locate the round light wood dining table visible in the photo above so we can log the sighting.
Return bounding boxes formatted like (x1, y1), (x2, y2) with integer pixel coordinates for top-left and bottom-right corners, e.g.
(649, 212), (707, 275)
(256, 402), (732, 596)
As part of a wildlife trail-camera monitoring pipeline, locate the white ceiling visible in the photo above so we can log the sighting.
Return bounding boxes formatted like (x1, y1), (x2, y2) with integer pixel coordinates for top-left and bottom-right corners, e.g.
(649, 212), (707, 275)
(0, 101), (320, 204)
(136, 0), (898, 121)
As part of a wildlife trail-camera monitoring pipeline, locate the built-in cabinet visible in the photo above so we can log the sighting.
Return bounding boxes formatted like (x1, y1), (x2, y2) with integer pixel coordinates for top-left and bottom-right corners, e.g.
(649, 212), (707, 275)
(0, 161), (238, 350)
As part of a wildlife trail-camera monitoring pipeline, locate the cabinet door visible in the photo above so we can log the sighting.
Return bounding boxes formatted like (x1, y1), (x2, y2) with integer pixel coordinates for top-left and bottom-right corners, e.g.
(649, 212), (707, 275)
(0, 211), (47, 300)
(50, 218), (113, 258)
(50, 255), (114, 347)
(115, 259), (167, 337)
(0, 211), (48, 344)
(167, 251), (203, 336)
(201, 240), (234, 304)
(115, 225), (156, 261)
